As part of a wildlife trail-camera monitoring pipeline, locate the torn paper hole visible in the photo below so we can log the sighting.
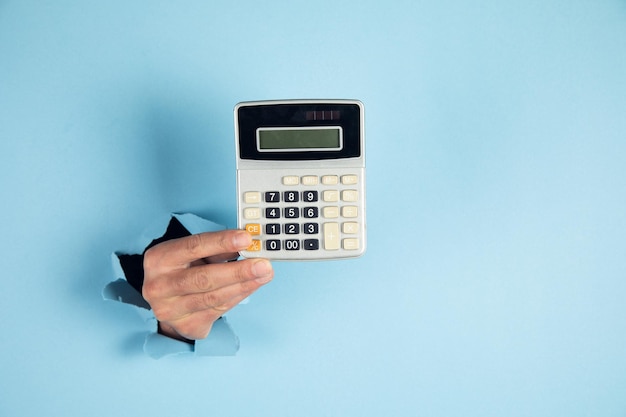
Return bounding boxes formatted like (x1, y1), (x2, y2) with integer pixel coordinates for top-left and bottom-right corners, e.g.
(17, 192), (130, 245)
(103, 213), (241, 358)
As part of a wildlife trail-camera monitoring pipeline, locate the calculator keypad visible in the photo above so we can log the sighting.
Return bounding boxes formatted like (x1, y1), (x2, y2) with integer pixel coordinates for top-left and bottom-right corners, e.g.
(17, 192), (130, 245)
(239, 170), (365, 260)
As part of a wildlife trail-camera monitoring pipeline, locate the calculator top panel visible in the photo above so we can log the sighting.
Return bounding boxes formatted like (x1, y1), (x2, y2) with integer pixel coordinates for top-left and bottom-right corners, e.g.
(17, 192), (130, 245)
(235, 99), (365, 169)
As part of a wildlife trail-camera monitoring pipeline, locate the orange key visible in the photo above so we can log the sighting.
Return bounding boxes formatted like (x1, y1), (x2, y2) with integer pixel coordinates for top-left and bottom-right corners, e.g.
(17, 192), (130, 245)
(247, 239), (261, 252)
(245, 223), (261, 235)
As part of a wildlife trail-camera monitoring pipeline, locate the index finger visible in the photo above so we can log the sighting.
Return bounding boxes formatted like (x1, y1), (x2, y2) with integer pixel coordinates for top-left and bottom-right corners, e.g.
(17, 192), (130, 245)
(149, 230), (252, 267)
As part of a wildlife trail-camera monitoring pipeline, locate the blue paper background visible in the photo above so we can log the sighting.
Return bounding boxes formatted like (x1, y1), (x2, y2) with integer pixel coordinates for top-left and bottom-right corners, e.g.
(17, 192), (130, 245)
(1, 1), (625, 416)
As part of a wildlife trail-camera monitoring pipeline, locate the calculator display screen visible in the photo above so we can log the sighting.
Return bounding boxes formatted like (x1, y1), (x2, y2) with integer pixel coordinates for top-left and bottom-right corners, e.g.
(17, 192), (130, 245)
(257, 127), (343, 152)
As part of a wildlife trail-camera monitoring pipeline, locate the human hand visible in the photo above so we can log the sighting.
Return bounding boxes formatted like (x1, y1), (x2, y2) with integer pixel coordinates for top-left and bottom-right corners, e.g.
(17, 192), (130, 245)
(142, 229), (273, 341)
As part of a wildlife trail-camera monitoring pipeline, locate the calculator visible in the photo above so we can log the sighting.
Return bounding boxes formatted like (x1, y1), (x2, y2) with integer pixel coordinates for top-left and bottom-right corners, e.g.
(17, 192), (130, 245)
(235, 99), (366, 260)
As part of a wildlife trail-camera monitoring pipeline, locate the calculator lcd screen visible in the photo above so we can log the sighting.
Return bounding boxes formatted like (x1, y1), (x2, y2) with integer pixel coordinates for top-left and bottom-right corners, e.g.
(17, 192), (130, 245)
(257, 127), (343, 152)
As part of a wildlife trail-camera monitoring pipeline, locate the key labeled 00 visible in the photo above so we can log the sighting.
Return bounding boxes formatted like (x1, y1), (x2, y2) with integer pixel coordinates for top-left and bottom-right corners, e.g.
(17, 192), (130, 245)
(285, 239), (300, 251)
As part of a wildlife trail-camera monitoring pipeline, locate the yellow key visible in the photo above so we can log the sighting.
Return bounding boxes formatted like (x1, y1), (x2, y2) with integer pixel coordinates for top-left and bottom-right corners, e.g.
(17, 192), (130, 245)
(245, 224), (261, 235)
(247, 239), (261, 251)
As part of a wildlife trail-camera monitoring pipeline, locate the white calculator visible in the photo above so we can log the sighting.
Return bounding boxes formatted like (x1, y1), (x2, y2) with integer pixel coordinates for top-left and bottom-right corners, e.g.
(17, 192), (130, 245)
(235, 99), (366, 260)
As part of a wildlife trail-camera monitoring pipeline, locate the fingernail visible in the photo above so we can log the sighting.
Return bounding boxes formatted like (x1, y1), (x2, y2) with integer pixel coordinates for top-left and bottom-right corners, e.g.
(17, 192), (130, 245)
(252, 260), (273, 283)
(233, 231), (252, 249)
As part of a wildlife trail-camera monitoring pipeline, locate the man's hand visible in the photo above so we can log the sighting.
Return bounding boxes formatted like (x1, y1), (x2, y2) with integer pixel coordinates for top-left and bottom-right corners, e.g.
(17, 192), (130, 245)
(142, 229), (273, 341)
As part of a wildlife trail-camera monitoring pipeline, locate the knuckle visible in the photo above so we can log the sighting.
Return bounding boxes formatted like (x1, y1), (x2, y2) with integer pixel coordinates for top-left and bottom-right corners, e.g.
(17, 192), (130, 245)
(201, 291), (220, 309)
(192, 268), (215, 292)
(176, 268), (214, 294)
(216, 231), (234, 252)
(143, 246), (160, 272)
(141, 279), (160, 302)
(185, 291), (219, 312)
(184, 234), (206, 258)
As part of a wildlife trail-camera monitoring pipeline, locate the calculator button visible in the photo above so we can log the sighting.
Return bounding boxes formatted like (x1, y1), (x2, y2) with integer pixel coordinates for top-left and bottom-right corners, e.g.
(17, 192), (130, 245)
(266, 240), (281, 251)
(341, 190), (358, 202)
(342, 206), (358, 218)
(284, 223), (300, 234)
(266, 207), (280, 218)
(245, 223), (261, 235)
(244, 192), (261, 204)
(282, 176), (300, 186)
(304, 223), (319, 234)
(285, 239), (300, 251)
(341, 175), (358, 185)
(302, 190), (318, 202)
(244, 208), (261, 219)
(304, 239), (320, 250)
(284, 207), (299, 218)
(342, 222), (359, 234)
(265, 192), (280, 202)
(343, 238), (360, 251)
(266, 223), (280, 235)
(323, 206), (339, 218)
(323, 190), (339, 202)
(323, 223), (340, 250)
(247, 240), (262, 251)
(303, 207), (319, 218)
(322, 175), (339, 185)
(302, 176), (319, 186)
(284, 191), (299, 202)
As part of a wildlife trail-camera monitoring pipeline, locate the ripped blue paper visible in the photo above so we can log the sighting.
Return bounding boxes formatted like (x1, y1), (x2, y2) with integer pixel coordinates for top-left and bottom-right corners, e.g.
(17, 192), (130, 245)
(142, 317), (239, 359)
(104, 213), (241, 358)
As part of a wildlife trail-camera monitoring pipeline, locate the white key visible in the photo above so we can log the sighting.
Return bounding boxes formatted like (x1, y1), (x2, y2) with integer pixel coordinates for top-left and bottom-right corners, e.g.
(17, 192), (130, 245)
(343, 238), (360, 250)
(341, 190), (358, 202)
(243, 207), (261, 219)
(282, 176), (299, 186)
(243, 191), (261, 204)
(323, 190), (339, 202)
(324, 223), (340, 250)
(342, 206), (358, 218)
(302, 175), (319, 186)
(342, 222), (358, 234)
(341, 175), (358, 185)
(323, 206), (339, 218)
